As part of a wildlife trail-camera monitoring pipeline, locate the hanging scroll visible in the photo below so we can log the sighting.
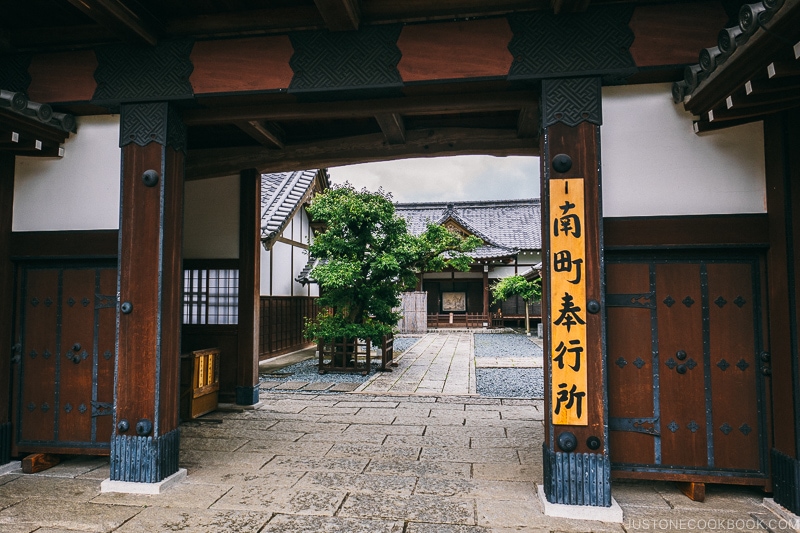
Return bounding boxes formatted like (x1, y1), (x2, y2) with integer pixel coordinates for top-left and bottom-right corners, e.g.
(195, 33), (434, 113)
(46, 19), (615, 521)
(550, 178), (588, 426)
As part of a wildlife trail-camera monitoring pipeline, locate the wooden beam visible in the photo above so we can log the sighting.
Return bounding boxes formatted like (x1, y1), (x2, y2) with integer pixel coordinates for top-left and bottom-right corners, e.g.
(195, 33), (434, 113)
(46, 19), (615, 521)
(551, 0), (590, 15)
(236, 121), (285, 149)
(186, 127), (538, 180)
(708, 98), (800, 123)
(745, 75), (800, 96)
(374, 113), (406, 144)
(517, 107), (539, 138)
(183, 90), (539, 125)
(67, 0), (159, 46)
(314, 0), (360, 31)
(166, 6), (325, 37)
(693, 116), (762, 133)
(684, 0), (800, 115)
(767, 56), (800, 79)
(726, 86), (800, 110)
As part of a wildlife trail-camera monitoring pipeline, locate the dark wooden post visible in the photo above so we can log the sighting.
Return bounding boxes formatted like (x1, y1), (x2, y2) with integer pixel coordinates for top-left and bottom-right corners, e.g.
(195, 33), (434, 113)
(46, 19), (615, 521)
(0, 153), (14, 466)
(540, 78), (610, 506)
(482, 264), (489, 321)
(764, 108), (800, 514)
(237, 168), (261, 405)
(111, 102), (185, 483)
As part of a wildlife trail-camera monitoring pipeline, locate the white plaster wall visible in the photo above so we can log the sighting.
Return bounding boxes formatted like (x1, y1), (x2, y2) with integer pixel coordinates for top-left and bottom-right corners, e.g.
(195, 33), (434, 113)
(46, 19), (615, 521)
(490, 266), (517, 279)
(184, 175), (239, 259)
(13, 115), (121, 231)
(602, 83), (766, 217)
(270, 241), (293, 296)
(293, 246), (309, 295)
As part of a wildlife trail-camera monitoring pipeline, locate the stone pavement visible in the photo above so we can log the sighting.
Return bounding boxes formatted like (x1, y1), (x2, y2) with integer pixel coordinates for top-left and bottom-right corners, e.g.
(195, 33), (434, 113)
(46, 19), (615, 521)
(0, 392), (794, 532)
(355, 332), (476, 395)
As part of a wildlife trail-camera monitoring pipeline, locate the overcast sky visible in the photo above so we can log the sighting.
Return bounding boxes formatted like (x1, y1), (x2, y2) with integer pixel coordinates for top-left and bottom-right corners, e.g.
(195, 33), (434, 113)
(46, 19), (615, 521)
(327, 155), (540, 203)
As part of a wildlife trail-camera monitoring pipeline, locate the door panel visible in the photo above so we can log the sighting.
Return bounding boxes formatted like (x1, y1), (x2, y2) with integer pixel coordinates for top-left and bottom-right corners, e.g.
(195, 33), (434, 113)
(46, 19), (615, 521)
(607, 254), (768, 484)
(656, 263), (707, 468)
(13, 263), (116, 455)
(607, 262), (656, 466)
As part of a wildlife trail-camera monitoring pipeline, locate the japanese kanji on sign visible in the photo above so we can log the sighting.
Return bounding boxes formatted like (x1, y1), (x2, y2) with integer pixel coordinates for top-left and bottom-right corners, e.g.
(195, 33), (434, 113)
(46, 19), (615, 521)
(550, 178), (588, 426)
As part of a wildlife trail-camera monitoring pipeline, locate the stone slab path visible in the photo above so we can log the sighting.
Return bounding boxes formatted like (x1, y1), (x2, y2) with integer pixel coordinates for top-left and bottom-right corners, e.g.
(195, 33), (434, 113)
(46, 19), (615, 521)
(0, 392), (781, 532)
(355, 333), (476, 395)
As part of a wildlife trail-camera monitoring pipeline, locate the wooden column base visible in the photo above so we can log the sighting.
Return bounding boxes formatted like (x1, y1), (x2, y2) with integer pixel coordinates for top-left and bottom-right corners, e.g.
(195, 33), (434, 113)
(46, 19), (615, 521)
(677, 482), (705, 502)
(22, 453), (60, 474)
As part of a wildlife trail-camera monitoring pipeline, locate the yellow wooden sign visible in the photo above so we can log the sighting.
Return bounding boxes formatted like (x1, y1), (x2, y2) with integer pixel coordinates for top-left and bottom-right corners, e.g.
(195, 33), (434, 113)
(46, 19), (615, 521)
(549, 178), (588, 426)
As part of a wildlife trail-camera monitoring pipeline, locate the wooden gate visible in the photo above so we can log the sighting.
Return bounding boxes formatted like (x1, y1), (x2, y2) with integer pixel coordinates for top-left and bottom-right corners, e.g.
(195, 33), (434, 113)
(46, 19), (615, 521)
(11, 263), (117, 456)
(606, 253), (771, 486)
(398, 291), (427, 333)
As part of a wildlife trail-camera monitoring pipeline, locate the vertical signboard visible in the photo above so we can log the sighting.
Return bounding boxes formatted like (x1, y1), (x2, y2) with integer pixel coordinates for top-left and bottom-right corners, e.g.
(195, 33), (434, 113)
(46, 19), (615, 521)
(550, 178), (588, 426)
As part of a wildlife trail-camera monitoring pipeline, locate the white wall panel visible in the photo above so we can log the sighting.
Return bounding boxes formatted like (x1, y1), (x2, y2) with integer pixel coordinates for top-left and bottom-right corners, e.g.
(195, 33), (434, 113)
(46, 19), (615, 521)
(14, 115), (121, 231)
(184, 175), (239, 258)
(271, 241), (293, 296)
(602, 83), (766, 217)
(260, 247), (272, 296)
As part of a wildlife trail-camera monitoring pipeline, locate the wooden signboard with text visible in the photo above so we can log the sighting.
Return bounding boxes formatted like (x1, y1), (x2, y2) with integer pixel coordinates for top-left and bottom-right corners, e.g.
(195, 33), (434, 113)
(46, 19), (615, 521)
(550, 178), (588, 426)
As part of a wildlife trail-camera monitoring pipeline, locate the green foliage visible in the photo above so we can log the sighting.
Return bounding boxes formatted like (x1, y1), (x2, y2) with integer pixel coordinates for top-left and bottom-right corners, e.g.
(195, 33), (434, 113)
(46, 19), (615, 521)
(305, 183), (480, 341)
(491, 275), (542, 304)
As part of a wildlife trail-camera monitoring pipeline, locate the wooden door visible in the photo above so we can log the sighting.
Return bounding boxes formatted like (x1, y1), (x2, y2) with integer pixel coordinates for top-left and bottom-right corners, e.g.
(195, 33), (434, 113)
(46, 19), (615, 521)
(606, 254), (770, 485)
(11, 263), (117, 455)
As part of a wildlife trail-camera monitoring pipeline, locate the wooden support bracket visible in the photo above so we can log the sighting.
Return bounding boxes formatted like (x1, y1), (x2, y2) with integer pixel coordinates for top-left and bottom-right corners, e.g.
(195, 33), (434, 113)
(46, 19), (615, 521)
(22, 453), (60, 474)
(677, 481), (705, 502)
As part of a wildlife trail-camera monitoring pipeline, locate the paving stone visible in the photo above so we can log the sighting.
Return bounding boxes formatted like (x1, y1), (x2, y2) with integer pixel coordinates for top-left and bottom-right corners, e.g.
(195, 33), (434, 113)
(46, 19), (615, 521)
(424, 425), (506, 438)
(0, 476), (101, 502)
(275, 381), (310, 390)
(116, 506), (271, 532)
(260, 381), (282, 390)
(329, 383), (360, 392)
(471, 436), (540, 449)
(365, 459), (471, 479)
(406, 524), (491, 533)
(472, 463), (539, 482)
(92, 480), (232, 509)
(30, 456), (108, 479)
(384, 434), (471, 448)
(301, 405), (361, 415)
(265, 455), (370, 474)
(213, 486), (346, 515)
(294, 471), (417, 497)
(420, 446), (521, 464)
(0, 500), (141, 532)
(341, 493), (475, 524)
(180, 449), (273, 467)
(415, 478), (536, 501)
(655, 483), (765, 513)
(236, 439), (334, 457)
(184, 466), (304, 489)
(475, 497), (543, 528)
(302, 382), (335, 391)
(394, 415), (465, 426)
(297, 431), (387, 444)
(0, 474), (21, 487)
(610, 481), (672, 509)
(333, 401), (401, 409)
(318, 412), (398, 425)
(262, 513), (403, 532)
(348, 423), (426, 436)
(181, 436), (250, 452)
(326, 442), (421, 461)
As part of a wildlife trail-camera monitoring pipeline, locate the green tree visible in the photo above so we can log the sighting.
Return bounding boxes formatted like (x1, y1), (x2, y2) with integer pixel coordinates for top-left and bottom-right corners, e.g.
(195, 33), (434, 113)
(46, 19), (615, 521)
(491, 275), (542, 336)
(305, 184), (480, 341)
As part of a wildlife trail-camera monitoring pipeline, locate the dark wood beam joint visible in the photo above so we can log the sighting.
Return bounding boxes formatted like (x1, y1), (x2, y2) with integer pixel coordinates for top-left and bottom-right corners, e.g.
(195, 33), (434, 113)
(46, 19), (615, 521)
(517, 107), (539, 138)
(314, 0), (360, 31)
(375, 113), (406, 144)
(236, 121), (285, 149)
(67, 0), (160, 46)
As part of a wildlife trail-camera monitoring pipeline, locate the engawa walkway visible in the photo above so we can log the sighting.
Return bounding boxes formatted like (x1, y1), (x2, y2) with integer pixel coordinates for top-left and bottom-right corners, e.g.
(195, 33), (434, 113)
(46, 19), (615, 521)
(355, 333), (476, 395)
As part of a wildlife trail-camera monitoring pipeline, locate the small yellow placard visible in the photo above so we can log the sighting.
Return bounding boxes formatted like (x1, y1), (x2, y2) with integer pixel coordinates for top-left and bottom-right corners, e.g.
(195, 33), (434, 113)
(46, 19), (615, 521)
(549, 178), (588, 426)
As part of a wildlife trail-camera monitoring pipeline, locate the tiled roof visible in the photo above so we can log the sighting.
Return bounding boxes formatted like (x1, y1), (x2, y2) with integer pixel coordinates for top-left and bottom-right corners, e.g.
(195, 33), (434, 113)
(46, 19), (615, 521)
(395, 198), (541, 252)
(261, 170), (326, 242)
(0, 89), (76, 132)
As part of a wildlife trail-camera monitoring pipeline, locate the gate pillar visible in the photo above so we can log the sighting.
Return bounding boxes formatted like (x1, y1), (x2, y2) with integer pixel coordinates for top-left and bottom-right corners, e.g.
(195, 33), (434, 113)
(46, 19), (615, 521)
(111, 102), (185, 483)
(540, 78), (613, 508)
(236, 168), (261, 405)
(765, 108), (800, 514)
(0, 153), (13, 466)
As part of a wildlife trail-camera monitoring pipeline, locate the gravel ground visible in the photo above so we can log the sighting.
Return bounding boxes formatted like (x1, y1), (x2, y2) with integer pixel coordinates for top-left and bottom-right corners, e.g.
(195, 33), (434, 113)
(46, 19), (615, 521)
(474, 332), (542, 358)
(258, 336), (423, 385)
(477, 368), (544, 399)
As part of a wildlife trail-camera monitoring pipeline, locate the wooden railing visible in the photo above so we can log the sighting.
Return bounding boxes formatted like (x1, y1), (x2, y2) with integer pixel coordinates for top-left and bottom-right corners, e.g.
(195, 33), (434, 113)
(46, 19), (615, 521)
(427, 313), (489, 329)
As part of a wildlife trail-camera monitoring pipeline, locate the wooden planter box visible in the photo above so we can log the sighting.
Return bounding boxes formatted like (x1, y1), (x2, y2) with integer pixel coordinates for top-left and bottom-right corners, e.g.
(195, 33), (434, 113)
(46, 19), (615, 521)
(317, 334), (396, 375)
(180, 347), (220, 420)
